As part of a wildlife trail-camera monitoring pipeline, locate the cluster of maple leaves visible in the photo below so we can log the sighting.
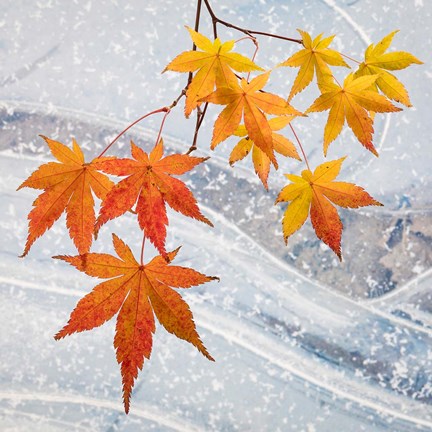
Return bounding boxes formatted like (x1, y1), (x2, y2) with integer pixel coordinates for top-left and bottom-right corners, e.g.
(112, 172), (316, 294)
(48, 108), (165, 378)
(19, 24), (421, 413)
(165, 27), (421, 255)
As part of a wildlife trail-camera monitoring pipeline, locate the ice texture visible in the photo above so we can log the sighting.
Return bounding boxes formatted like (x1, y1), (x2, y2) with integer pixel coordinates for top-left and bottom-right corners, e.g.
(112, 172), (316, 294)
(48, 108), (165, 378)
(1, 0), (431, 430)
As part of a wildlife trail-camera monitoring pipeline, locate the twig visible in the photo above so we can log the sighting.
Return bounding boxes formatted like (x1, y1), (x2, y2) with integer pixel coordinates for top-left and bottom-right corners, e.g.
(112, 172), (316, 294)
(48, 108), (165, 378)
(187, 102), (209, 154)
(188, 0), (203, 86)
(203, 0), (302, 44)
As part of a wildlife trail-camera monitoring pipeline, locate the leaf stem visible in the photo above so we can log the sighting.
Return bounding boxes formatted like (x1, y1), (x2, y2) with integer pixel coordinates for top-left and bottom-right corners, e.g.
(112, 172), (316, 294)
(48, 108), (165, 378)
(340, 52), (361, 64)
(140, 235), (146, 265)
(155, 109), (171, 147)
(96, 90), (187, 159)
(289, 123), (310, 171)
(96, 108), (168, 158)
(247, 37), (259, 81)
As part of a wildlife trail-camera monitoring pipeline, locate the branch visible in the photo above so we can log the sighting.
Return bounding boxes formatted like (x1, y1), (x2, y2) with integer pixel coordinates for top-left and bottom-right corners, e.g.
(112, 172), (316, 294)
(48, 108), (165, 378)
(188, 0), (203, 85)
(203, 0), (302, 44)
(187, 102), (209, 154)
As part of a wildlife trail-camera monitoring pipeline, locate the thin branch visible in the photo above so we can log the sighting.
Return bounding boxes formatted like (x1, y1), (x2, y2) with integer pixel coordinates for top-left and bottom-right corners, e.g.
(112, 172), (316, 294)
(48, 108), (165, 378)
(188, 0), (203, 86)
(211, 15), (218, 39)
(194, 0), (202, 38)
(289, 123), (311, 171)
(187, 102), (209, 154)
(203, 0), (302, 44)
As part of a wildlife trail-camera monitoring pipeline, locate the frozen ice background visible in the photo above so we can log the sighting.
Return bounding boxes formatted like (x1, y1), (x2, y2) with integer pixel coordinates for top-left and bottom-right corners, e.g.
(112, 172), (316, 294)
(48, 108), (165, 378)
(1, 0), (431, 430)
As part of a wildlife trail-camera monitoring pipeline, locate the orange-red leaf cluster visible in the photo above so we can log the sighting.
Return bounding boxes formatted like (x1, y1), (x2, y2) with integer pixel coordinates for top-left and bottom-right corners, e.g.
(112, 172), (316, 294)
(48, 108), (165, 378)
(18, 25), (423, 415)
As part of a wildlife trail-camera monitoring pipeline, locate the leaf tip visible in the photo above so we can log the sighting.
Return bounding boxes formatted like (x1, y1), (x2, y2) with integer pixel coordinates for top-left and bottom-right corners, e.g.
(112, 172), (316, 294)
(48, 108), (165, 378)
(19, 241), (31, 258)
(111, 232), (121, 243)
(16, 181), (26, 191)
(53, 332), (63, 341)
(38, 134), (49, 142)
(124, 399), (130, 415)
(202, 216), (214, 227)
(52, 254), (66, 261)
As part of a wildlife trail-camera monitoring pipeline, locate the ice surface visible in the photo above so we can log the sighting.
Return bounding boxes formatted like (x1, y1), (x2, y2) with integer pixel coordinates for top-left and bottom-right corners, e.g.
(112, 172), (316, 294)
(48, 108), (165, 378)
(1, 0), (431, 431)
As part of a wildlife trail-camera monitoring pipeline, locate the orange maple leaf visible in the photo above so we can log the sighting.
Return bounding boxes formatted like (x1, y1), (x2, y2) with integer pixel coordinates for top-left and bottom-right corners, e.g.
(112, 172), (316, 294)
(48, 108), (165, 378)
(230, 116), (300, 189)
(279, 29), (349, 100)
(354, 31), (423, 107)
(275, 157), (382, 259)
(94, 139), (212, 257)
(305, 73), (401, 156)
(18, 136), (114, 257)
(201, 71), (302, 163)
(164, 26), (263, 117)
(54, 233), (216, 413)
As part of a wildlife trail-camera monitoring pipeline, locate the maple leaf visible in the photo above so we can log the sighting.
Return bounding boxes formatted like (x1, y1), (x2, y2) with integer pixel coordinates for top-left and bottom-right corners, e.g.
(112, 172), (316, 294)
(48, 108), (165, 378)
(201, 71), (302, 163)
(354, 31), (423, 107)
(17, 136), (114, 257)
(230, 116), (301, 189)
(279, 29), (349, 101)
(305, 73), (402, 156)
(275, 157), (382, 259)
(164, 26), (263, 117)
(54, 233), (216, 413)
(93, 139), (212, 258)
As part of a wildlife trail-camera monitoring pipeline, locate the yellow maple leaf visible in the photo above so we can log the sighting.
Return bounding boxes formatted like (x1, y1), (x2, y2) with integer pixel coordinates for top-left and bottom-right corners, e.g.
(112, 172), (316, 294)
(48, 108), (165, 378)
(230, 116), (300, 189)
(164, 26), (263, 117)
(275, 157), (382, 259)
(305, 73), (401, 156)
(279, 29), (349, 101)
(354, 31), (423, 107)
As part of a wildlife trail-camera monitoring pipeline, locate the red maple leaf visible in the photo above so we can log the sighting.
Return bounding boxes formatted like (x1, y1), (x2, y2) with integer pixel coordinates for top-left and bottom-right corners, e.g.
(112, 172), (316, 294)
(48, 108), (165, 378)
(55, 234), (216, 413)
(94, 139), (212, 257)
